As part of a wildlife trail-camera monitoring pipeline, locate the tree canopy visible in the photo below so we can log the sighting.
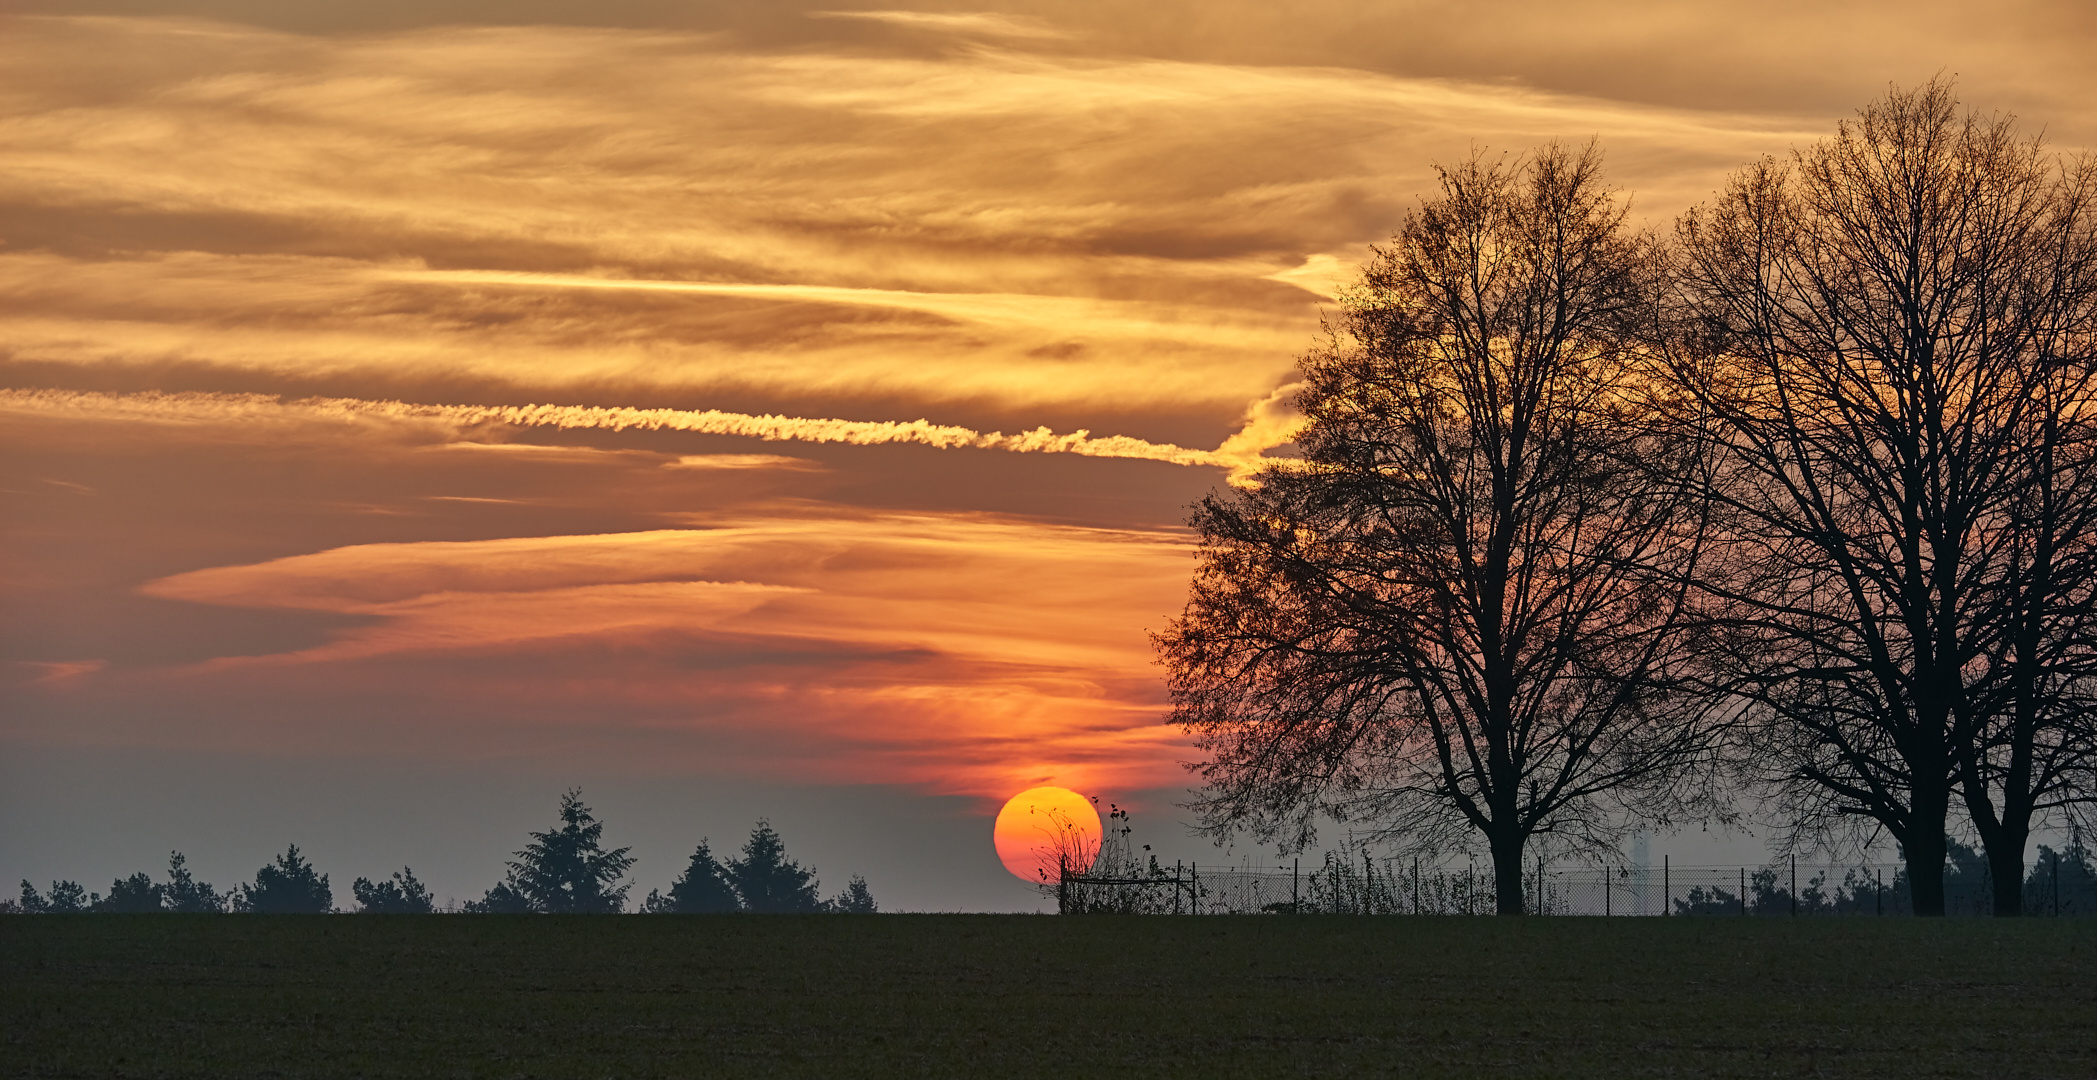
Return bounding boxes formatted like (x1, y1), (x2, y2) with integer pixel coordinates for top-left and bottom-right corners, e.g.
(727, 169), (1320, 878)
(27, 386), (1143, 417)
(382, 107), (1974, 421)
(476, 788), (634, 914)
(353, 868), (435, 914)
(1157, 142), (1724, 913)
(643, 840), (740, 914)
(1669, 78), (2097, 914)
(1160, 80), (2097, 915)
(235, 845), (333, 914)
(727, 821), (824, 913)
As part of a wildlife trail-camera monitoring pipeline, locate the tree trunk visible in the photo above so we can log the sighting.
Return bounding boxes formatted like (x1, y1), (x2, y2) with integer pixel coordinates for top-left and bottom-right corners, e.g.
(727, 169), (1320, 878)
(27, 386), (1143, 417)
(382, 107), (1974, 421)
(1986, 834), (2026, 917)
(1490, 832), (1528, 916)
(1903, 786), (1951, 917)
(1967, 798), (2028, 917)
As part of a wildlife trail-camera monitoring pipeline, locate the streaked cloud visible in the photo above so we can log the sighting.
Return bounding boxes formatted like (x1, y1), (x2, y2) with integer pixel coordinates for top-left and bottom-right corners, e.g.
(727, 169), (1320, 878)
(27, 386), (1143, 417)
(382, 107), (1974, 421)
(807, 10), (1073, 40)
(0, 388), (1290, 479)
(120, 514), (1196, 796)
(0, 15), (1836, 428)
(663, 454), (826, 471)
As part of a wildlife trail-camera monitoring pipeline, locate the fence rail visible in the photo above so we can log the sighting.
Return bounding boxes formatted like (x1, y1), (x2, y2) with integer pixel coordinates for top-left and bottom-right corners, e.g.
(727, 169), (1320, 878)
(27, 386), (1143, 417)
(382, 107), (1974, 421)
(1056, 854), (2097, 916)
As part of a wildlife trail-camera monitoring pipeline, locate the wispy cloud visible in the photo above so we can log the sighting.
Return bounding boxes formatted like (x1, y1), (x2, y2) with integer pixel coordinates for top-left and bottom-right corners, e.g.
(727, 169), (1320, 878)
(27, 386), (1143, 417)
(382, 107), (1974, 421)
(806, 10), (1074, 40)
(123, 514), (1198, 796)
(0, 16), (1837, 427)
(9, 9), (2085, 819)
(0, 388), (1298, 480)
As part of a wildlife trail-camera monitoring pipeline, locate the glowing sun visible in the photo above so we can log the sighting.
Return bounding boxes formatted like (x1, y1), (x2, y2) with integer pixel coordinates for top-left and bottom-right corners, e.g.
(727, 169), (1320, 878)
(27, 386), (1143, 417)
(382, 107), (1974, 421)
(992, 786), (1102, 884)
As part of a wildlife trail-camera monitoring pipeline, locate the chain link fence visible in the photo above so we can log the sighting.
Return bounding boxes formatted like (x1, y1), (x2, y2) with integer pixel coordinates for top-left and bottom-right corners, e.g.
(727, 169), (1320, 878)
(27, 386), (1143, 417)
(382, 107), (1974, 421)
(1058, 848), (2097, 916)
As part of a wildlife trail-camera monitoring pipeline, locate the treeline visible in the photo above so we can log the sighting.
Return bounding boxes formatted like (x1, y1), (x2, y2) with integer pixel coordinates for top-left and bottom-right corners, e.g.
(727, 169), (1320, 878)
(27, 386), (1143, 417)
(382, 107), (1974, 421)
(6, 789), (876, 915)
(1671, 841), (2097, 916)
(1157, 78), (2097, 916)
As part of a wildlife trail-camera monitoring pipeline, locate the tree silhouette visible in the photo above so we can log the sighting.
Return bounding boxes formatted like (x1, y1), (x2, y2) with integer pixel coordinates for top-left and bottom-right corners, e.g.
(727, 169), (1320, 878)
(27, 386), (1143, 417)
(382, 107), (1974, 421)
(1158, 143), (1724, 913)
(463, 882), (533, 914)
(727, 821), (823, 913)
(95, 872), (163, 913)
(486, 788), (634, 914)
(643, 840), (740, 913)
(162, 852), (226, 913)
(2024, 842), (2096, 914)
(352, 868), (435, 913)
(1669, 78), (2097, 914)
(234, 845), (333, 913)
(17, 880), (91, 913)
(829, 875), (878, 914)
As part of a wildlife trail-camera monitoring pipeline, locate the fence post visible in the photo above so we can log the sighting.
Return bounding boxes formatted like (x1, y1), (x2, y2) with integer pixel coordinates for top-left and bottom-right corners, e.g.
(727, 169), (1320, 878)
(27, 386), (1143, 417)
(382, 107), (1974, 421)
(1877, 867), (1883, 916)
(1058, 856), (1068, 914)
(1739, 867), (1746, 916)
(1365, 850), (1375, 914)
(1191, 863), (1198, 915)
(1413, 857), (1420, 915)
(1663, 855), (1669, 917)
(1605, 865), (1611, 918)
(1536, 855), (1544, 916)
(1790, 856), (1797, 917)
(1292, 857), (1300, 914)
(2054, 849), (2061, 917)
(1174, 861), (1182, 916)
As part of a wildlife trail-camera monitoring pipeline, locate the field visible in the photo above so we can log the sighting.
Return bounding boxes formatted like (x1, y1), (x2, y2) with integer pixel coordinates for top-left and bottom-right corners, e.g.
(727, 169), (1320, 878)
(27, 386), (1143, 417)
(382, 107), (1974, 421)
(3, 915), (2093, 1078)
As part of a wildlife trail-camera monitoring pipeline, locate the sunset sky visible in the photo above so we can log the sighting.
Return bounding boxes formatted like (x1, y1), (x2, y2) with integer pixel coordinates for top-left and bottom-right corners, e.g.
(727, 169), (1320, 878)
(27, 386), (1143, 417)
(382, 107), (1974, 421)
(5, 0), (2093, 911)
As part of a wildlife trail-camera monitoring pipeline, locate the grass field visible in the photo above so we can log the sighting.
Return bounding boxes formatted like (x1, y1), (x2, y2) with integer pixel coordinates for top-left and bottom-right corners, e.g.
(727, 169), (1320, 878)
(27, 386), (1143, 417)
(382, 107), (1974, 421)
(3, 915), (2093, 1078)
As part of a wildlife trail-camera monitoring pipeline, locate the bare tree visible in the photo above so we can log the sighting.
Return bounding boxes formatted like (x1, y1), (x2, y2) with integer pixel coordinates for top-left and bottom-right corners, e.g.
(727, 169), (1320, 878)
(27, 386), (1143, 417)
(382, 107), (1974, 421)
(1669, 79), (2097, 915)
(1156, 144), (1724, 914)
(1959, 219), (2097, 914)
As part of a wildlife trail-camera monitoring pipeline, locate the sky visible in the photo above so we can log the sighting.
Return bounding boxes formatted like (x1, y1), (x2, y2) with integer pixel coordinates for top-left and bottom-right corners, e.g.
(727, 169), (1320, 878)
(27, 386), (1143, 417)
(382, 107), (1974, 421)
(4, 0), (2094, 912)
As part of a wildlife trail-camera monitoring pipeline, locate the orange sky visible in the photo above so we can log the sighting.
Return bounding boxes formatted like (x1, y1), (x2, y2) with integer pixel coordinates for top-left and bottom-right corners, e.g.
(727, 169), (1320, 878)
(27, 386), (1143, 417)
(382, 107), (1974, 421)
(4, 1), (2092, 910)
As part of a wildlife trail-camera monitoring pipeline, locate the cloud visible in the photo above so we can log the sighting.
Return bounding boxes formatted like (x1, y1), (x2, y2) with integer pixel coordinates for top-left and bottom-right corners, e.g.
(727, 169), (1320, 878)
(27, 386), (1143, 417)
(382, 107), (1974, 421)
(7, 7), (2089, 821)
(14, 659), (108, 687)
(0, 387), (1299, 480)
(806, 10), (1072, 40)
(663, 454), (825, 471)
(117, 513), (1199, 796)
(0, 15), (1861, 431)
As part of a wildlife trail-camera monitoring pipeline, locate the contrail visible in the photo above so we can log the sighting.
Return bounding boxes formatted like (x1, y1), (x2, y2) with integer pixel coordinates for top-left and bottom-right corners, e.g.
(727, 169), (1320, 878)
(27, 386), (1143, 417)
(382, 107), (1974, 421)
(0, 388), (1294, 478)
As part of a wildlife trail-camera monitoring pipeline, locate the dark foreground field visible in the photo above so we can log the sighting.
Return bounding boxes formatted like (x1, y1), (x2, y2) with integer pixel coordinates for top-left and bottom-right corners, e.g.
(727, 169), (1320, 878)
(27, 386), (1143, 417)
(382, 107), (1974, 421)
(3, 915), (2092, 1078)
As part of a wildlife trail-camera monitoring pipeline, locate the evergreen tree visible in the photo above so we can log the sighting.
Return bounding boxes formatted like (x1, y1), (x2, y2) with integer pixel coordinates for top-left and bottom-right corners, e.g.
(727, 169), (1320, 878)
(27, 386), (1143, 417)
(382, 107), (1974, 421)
(95, 872), (164, 913)
(493, 788), (634, 913)
(828, 875), (878, 914)
(727, 821), (823, 913)
(234, 845), (333, 913)
(17, 880), (91, 913)
(352, 868), (435, 913)
(162, 852), (226, 913)
(643, 840), (740, 913)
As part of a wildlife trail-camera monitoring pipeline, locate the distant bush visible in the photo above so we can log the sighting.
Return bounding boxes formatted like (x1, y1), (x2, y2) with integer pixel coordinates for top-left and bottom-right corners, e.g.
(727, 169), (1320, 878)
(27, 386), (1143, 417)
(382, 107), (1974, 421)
(96, 872), (163, 913)
(163, 853), (227, 913)
(353, 868), (435, 914)
(15, 880), (92, 913)
(828, 875), (878, 914)
(9, 852), (227, 915)
(235, 846), (333, 913)
(463, 882), (534, 914)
